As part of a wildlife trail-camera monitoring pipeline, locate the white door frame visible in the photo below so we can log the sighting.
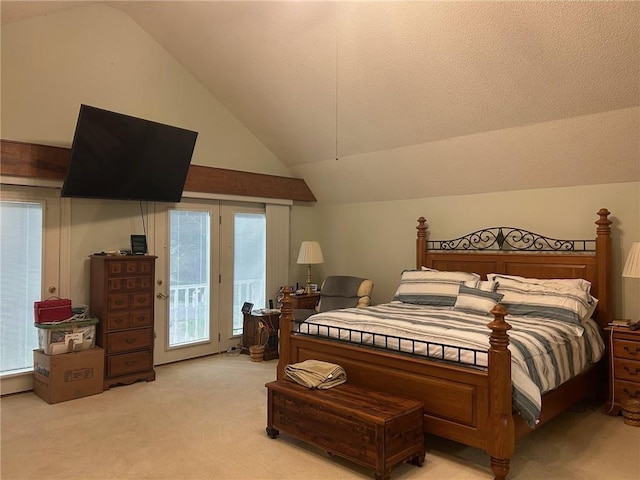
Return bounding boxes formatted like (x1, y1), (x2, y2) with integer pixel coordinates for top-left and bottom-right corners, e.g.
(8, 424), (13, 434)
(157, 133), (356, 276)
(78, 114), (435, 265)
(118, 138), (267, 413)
(152, 199), (221, 365)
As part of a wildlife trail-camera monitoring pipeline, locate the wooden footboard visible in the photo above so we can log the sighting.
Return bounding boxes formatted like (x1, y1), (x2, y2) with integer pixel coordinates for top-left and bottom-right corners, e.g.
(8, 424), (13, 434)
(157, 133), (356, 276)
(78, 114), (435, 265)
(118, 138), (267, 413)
(278, 291), (514, 479)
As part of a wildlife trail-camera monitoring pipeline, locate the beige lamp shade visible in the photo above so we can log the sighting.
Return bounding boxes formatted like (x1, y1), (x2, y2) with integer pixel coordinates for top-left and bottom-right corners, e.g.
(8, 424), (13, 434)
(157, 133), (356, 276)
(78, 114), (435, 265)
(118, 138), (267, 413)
(622, 242), (640, 278)
(297, 241), (324, 265)
(297, 241), (324, 294)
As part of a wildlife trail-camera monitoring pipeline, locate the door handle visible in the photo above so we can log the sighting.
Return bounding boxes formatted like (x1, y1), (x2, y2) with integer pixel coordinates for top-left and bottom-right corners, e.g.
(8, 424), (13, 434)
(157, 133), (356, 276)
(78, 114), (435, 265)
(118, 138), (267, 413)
(156, 293), (169, 300)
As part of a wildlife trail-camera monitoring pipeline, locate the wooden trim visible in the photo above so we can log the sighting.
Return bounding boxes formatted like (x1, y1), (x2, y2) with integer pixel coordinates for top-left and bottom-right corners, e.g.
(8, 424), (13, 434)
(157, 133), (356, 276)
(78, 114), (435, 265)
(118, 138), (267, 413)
(0, 139), (316, 202)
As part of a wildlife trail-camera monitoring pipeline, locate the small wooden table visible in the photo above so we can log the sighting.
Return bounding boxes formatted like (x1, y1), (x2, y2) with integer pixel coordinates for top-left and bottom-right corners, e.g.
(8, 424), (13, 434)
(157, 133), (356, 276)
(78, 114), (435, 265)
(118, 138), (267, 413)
(266, 379), (425, 480)
(242, 311), (279, 360)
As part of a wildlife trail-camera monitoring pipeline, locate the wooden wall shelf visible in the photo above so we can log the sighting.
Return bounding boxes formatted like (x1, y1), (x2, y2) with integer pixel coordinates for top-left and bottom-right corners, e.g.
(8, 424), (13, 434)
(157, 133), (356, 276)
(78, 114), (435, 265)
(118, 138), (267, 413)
(0, 139), (316, 202)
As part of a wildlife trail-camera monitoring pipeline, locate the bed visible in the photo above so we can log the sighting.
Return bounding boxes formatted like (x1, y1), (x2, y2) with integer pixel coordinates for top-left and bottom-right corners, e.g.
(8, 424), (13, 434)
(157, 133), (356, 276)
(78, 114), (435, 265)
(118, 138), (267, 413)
(277, 208), (613, 480)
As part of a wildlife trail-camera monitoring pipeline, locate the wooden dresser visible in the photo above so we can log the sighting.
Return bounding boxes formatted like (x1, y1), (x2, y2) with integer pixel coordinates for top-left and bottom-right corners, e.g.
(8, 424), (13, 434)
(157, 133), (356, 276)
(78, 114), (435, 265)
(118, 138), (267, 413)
(266, 380), (425, 480)
(606, 326), (640, 415)
(90, 255), (157, 389)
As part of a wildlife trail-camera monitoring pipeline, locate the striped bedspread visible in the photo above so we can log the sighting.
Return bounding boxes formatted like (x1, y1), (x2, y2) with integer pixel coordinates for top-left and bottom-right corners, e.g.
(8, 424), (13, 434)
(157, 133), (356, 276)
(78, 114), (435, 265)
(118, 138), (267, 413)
(298, 301), (605, 427)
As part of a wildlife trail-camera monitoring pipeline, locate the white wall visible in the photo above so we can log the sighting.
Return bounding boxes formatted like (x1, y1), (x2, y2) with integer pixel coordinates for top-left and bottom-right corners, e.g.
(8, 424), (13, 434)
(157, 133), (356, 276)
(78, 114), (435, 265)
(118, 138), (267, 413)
(296, 182), (640, 320)
(1, 4), (296, 303)
(3, 4), (638, 321)
(1, 4), (289, 176)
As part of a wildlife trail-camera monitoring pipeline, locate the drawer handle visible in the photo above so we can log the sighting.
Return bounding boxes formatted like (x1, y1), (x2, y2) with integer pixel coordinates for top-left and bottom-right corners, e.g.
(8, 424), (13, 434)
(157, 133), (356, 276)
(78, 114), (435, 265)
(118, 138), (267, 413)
(126, 338), (136, 344)
(115, 300), (124, 306)
(115, 318), (123, 324)
(623, 388), (640, 398)
(125, 360), (137, 366)
(623, 365), (639, 376)
(623, 345), (640, 356)
(136, 316), (145, 322)
(137, 298), (146, 304)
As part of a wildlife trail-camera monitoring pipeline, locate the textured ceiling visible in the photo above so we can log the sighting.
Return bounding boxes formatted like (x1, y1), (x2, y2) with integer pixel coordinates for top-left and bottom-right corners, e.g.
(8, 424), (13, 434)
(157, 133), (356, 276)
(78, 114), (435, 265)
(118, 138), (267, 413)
(2, 0), (639, 172)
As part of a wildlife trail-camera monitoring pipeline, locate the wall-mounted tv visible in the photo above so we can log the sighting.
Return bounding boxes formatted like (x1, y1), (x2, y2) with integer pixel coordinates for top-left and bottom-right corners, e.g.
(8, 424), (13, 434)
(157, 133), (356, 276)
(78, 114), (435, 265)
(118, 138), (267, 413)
(61, 104), (198, 202)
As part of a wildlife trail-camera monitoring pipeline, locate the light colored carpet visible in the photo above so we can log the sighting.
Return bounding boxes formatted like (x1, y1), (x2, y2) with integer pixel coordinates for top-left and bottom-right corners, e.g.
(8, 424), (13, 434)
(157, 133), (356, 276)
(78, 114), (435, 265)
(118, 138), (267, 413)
(1, 353), (639, 480)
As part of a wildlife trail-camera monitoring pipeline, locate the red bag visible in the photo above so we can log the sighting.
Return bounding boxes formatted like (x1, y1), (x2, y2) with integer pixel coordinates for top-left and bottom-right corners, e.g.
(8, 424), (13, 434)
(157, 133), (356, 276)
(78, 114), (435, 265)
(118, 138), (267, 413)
(34, 297), (72, 324)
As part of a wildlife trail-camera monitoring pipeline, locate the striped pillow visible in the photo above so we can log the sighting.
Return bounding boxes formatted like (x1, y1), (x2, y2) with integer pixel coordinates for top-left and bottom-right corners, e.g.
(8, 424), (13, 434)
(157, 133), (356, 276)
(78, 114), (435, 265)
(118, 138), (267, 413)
(495, 277), (591, 325)
(454, 285), (504, 315)
(394, 269), (479, 306)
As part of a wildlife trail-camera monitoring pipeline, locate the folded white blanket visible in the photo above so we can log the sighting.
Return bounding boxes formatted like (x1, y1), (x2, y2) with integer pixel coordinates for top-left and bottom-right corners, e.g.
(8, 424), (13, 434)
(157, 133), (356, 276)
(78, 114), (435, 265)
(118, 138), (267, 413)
(284, 359), (346, 389)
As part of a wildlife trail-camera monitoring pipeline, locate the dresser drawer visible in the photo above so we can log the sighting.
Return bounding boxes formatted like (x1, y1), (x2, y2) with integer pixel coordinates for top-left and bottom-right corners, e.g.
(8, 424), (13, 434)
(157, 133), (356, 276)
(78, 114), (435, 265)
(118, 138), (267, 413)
(109, 294), (129, 310)
(123, 260), (153, 275)
(614, 379), (640, 404)
(131, 293), (152, 309)
(107, 350), (153, 377)
(107, 328), (153, 353)
(131, 309), (153, 328)
(106, 312), (131, 330)
(614, 358), (640, 382)
(613, 338), (640, 360)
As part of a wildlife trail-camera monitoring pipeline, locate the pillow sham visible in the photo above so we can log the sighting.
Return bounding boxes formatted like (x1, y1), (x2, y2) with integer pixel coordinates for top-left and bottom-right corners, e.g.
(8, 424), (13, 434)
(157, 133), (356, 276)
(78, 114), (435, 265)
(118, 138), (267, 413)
(487, 273), (591, 295)
(454, 285), (504, 315)
(495, 277), (592, 325)
(394, 269), (479, 306)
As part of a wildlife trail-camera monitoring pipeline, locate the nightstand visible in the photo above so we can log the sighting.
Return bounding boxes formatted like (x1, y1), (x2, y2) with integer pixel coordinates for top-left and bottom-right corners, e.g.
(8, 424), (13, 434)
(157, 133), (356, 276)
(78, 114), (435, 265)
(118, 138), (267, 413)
(242, 311), (280, 360)
(289, 293), (320, 309)
(606, 325), (640, 415)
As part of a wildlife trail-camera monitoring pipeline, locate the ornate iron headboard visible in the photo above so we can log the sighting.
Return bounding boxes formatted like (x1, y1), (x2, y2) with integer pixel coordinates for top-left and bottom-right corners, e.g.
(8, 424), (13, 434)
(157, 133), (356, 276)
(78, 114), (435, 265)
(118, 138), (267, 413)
(427, 227), (595, 252)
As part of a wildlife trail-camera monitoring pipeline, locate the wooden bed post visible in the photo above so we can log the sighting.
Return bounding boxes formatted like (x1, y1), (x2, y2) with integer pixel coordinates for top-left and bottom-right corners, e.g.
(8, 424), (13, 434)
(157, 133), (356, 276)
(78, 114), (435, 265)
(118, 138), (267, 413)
(486, 304), (515, 480)
(595, 208), (612, 328)
(277, 286), (294, 380)
(416, 216), (428, 268)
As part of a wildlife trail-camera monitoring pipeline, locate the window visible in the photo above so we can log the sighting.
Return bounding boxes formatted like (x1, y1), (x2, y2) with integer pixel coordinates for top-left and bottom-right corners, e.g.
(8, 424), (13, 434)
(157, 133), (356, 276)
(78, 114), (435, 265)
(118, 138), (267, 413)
(0, 200), (43, 374)
(0, 185), (64, 395)
(232, 212), (266, 335)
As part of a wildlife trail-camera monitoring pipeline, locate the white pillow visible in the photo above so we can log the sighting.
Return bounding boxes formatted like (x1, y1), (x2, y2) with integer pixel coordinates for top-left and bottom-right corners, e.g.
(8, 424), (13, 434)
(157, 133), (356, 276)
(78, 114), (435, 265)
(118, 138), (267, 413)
(487, 273), (591, 295)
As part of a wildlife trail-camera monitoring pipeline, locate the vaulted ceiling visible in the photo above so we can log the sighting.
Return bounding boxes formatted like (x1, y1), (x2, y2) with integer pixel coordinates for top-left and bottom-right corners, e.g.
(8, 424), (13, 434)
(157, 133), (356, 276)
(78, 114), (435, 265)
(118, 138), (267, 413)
(2, 1), (639, 203)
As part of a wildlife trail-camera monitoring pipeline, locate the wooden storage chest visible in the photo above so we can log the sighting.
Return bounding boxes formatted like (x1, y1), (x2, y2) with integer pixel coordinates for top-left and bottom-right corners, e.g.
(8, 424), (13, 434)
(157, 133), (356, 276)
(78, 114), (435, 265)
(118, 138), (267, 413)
(266, 380), (425, 480)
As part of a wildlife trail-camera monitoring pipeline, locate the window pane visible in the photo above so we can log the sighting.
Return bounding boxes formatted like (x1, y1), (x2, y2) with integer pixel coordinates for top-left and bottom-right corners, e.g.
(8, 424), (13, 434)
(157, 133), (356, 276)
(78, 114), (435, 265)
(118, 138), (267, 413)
(168, 210), (211, 347)
(0, 201), (42, 373)
(233, 213), (266, 335)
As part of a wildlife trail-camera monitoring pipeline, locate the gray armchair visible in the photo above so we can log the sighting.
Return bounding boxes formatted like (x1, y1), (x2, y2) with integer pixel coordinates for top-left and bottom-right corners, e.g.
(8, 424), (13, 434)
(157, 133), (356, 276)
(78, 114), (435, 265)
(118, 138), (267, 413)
(294, 275), (374, 321)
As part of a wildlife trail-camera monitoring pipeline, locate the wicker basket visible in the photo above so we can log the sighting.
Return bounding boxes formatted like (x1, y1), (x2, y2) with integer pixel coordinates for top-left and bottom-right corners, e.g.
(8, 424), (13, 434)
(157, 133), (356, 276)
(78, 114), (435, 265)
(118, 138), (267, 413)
(249, 345), (265, 362)
(248, 320), (269, 362)
(622, 399), (640, 427)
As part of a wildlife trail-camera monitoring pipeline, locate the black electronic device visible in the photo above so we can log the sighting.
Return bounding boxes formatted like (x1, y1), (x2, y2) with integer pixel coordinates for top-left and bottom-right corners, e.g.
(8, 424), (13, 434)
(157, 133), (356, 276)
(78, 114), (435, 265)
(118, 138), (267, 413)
(61, 104), (198, 202)
(131, 235), (148, 255)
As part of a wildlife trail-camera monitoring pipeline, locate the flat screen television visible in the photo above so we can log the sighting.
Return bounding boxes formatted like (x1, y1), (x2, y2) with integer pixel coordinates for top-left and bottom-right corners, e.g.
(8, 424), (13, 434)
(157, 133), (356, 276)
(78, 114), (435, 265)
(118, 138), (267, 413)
(61, 104), (198, 202)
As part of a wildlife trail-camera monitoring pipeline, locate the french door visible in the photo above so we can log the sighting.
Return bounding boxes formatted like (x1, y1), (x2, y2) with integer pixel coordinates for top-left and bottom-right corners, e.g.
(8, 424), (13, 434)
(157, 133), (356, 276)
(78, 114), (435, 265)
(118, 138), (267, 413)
(0, 185), (66, 394)
(153, 200), (266, 364)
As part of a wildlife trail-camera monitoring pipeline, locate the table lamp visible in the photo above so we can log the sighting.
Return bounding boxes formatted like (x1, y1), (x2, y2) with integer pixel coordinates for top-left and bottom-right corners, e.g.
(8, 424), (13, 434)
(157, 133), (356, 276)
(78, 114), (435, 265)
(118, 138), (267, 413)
(297, 241), (324, 294)
(623, 242), (640, 323)
(622, 242), (640, 280)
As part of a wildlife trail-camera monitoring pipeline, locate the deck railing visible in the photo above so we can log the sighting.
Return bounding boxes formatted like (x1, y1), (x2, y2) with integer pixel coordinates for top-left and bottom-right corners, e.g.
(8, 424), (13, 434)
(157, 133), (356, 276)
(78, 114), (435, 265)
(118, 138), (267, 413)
(168, 278), (264, 345)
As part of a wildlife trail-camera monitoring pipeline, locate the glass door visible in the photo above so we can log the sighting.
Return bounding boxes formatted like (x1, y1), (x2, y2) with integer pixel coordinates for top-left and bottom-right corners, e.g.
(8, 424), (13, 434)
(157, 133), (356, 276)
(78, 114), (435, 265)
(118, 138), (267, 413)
(219, 205), (266, 339)
(0, 185), (64, 394)
(154, 200), (220, 364)
(153, 200), (267, 364)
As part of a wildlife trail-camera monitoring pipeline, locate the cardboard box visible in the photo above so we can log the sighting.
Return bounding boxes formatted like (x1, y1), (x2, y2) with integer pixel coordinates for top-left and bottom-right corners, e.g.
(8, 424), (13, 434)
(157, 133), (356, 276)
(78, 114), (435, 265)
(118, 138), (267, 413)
(33, 347), (104, 404)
